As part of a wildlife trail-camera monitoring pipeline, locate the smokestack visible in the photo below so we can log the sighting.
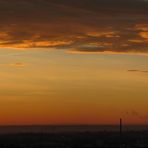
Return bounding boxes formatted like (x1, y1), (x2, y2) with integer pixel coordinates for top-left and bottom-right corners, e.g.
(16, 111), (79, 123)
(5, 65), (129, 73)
(120, 118), (122, 135)
(119, 118), (123, 146)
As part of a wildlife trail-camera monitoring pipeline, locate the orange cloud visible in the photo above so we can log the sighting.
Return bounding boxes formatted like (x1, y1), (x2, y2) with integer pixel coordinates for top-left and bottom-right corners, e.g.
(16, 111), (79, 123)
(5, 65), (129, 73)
(139, 32), (148, 40)
(10, 62), (26, 67)
(0, 62), (26, 68)
(0, 0), (147, 55)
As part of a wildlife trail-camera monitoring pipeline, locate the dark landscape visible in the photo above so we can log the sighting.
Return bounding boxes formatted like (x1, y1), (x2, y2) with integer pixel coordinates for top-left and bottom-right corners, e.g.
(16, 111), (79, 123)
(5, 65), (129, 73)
(0, 126), (148, 148)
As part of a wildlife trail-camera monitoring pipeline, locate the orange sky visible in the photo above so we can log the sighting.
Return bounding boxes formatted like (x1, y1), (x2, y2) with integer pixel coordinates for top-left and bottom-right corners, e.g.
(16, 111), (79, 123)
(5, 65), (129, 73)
(0, 0), (148, 125)
(0, 49), (148, 125)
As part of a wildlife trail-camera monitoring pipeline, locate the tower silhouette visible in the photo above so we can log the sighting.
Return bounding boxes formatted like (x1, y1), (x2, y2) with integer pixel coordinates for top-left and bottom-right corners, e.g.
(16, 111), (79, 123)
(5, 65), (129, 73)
(120, 118), (122, 135)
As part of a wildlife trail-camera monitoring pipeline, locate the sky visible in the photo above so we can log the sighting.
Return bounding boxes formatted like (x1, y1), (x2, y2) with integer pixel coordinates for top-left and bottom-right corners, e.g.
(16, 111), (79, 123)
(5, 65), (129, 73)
(0, 0), (148, 125)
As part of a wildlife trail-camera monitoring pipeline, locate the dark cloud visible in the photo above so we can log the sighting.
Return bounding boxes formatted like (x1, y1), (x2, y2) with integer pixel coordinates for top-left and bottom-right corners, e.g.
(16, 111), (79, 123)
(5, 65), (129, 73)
(0, 0), (148, 55)
(128, 70), (148, 73)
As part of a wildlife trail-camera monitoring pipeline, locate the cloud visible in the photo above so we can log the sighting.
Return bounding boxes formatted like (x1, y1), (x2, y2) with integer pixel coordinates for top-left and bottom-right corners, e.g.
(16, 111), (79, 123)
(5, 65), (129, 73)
(128, 69), (148, 73)
(0, 62), (26, 68)
(0, 0), (147, 55)
(9, 62), (26, 67)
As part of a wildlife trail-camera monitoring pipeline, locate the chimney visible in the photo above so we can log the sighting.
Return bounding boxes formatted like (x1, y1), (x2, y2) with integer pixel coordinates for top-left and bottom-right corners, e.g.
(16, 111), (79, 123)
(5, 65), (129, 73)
(120, 118), (122, 135)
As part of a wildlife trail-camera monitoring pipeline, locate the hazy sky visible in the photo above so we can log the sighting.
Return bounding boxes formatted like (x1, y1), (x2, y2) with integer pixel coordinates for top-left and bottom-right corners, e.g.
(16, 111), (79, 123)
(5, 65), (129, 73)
(0, 0), (148, 125)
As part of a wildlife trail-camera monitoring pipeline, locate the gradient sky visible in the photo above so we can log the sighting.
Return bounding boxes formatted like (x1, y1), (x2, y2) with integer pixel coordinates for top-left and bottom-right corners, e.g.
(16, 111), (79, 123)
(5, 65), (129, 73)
(0, 0), (148, 125)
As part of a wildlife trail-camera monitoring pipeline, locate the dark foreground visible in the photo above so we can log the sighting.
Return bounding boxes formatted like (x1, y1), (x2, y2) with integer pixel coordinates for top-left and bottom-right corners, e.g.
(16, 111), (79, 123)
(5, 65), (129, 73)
(0, 131), (148, 148)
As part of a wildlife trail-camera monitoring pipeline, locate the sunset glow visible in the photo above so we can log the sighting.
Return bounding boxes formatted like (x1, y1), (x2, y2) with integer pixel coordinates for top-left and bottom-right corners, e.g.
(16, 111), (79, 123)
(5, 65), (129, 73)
(0, 0), (148, 125)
